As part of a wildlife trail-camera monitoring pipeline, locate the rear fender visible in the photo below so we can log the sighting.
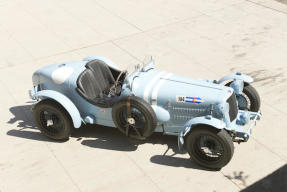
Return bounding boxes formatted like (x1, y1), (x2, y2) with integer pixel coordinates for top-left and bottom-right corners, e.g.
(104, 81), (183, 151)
(35, 90), (82, 128)
(178, 116), (226, 153)
(217, 72), (253, 84)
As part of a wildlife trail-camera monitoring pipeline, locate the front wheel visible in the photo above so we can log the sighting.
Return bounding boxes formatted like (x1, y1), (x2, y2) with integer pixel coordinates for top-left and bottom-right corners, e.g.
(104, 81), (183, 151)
(186, 126), (234, 170)
(226, 82), (261, 112)
(240, 83), (261, 112)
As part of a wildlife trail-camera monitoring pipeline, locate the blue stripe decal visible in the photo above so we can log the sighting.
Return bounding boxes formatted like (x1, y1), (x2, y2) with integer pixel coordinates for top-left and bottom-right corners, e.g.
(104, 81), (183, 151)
(185, 100), (202, 104)
(186, 97), (200, 99)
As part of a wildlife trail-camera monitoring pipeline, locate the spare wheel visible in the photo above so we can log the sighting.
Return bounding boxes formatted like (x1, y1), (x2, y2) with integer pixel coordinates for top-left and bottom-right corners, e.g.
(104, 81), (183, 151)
(112, 96), (157, 140)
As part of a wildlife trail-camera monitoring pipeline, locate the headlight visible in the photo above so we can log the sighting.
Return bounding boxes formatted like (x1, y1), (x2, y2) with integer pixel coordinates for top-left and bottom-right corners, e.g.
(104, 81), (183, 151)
(32, 73), (40, 86)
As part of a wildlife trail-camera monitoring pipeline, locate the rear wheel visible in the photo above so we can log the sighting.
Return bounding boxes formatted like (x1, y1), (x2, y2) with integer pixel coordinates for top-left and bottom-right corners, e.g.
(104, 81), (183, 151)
(33, 100), (72, 140)
(186, 126), (234, 170)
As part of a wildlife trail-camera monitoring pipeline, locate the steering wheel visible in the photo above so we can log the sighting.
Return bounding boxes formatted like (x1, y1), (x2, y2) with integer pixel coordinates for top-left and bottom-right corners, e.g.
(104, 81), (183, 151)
(109, 70), (127, 97)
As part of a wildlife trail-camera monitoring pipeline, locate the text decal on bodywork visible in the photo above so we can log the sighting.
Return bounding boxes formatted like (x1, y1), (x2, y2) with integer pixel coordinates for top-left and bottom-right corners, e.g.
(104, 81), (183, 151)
(176, 96), (205, 104)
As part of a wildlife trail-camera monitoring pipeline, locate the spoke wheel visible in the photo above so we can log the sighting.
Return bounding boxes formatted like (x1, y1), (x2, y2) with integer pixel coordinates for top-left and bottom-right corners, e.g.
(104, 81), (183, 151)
(236, 94), (250, 110)
(186, 126), (234, 170)
(119, 107), (147, 139)
(195, 134), (224, 162)
(33, 100), (72, 140)
(112, 96), (157, 140)
(39, 109), (63, 135)
(226, 82), (261, 112)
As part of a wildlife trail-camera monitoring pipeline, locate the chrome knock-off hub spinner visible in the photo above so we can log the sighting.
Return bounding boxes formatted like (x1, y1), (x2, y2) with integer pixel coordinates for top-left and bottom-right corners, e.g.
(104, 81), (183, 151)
(46, 119), (54, 127)
(127, 117), (135, 125)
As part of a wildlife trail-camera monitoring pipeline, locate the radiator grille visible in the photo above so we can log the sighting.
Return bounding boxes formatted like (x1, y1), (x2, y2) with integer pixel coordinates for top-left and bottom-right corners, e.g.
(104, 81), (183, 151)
(169, 105), (210, 124)
(227, 92), (238, 122)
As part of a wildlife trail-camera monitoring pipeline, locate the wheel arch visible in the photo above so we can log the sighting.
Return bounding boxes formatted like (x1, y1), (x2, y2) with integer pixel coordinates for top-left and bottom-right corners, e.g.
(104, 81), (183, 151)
(35, 90), (82, 128)
(178, 116), (226, 153)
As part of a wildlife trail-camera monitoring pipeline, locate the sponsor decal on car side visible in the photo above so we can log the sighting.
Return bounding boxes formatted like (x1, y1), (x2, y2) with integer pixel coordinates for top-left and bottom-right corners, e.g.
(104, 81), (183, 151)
(176, 96), (205, 104)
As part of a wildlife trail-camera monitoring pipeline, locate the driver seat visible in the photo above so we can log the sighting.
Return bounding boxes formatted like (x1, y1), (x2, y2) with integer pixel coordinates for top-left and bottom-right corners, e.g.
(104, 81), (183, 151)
(76, 60), (120, 108)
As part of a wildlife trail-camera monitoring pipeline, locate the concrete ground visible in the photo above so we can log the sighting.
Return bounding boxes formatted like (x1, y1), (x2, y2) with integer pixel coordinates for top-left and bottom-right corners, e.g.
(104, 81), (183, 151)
(0, 0), (287, 191)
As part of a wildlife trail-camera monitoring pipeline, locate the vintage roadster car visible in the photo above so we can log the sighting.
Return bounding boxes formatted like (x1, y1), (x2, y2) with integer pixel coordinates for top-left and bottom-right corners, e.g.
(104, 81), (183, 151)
(29, 56), (262, 169)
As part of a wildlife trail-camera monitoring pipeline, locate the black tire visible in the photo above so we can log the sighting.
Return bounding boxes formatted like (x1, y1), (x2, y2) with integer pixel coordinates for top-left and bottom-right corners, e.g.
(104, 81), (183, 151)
(32, 99), (72, 140)
(186, 126), (234, 170)
(226, 82), (261, 112)
(112, 96), (157, 140)
(242, 83), (261, 112)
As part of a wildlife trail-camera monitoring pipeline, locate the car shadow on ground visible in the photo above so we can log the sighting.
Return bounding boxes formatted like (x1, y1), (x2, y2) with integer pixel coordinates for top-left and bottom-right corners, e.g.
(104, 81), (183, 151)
(7, 104), (66, 142)
(7, 104), (207, 170)
(241, 164), (287, 192)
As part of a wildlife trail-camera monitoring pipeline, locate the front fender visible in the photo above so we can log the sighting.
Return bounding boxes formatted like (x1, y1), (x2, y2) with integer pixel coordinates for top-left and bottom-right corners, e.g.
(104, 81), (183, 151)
(35, 90), (82, 128)
(217, 72), (253, 84)
(178, 116), (226, 153)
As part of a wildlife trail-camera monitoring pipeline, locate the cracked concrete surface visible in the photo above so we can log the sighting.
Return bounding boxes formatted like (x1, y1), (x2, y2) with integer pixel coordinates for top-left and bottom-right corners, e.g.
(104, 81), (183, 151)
(0, 0), (286, 191)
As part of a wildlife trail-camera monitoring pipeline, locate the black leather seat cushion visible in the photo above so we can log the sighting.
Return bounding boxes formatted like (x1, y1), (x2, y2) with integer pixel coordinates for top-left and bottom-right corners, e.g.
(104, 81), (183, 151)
(76, 60), (120, 108)
(86, 60), (115, 94)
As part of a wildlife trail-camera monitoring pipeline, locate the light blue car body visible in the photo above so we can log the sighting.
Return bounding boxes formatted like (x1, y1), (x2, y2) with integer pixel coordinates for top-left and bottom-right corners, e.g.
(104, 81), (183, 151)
(29, 56), (261, 152)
